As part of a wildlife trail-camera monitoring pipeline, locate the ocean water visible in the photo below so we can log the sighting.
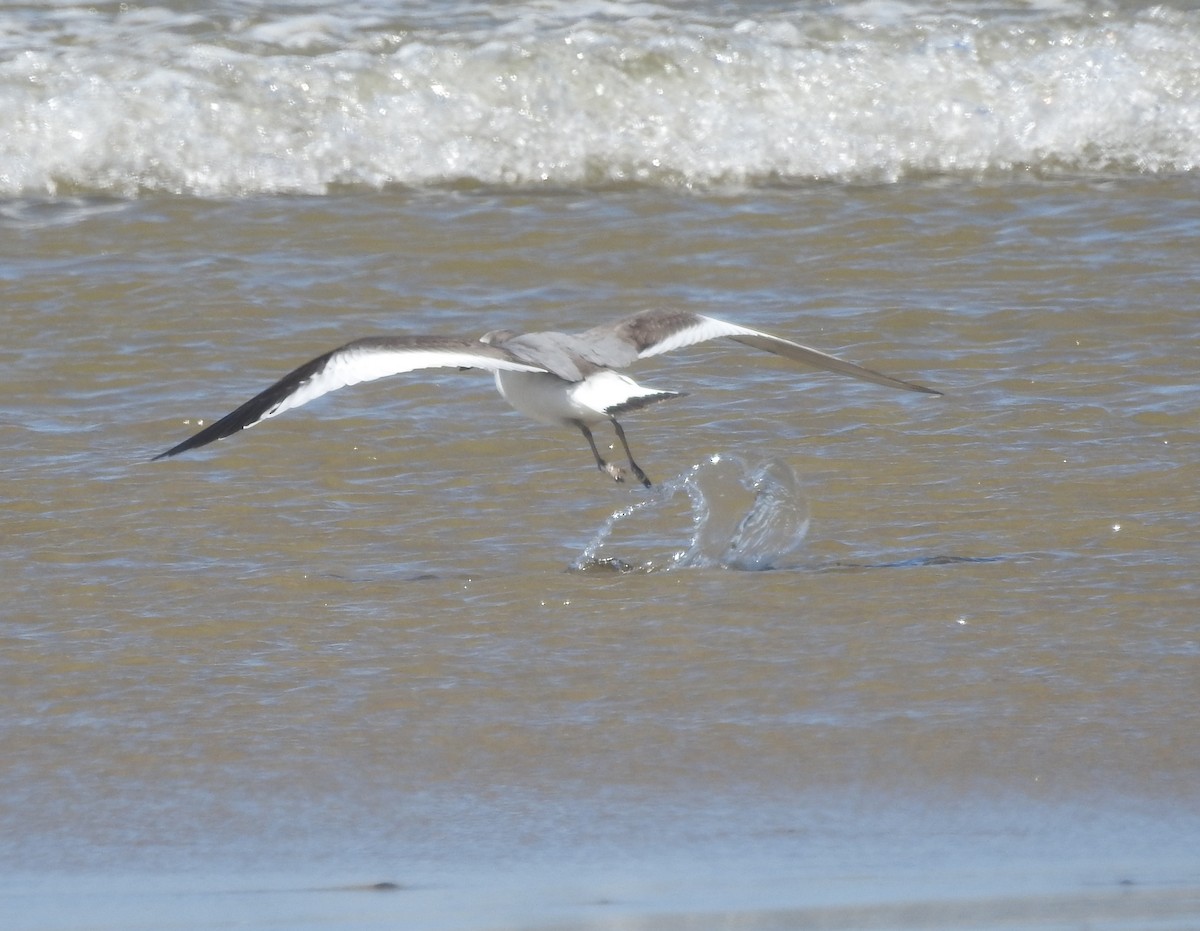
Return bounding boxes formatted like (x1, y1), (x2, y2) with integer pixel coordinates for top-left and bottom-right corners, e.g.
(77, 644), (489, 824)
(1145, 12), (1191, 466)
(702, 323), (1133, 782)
(3, 0), (1198, 196)
(2, 2), (1199, 929)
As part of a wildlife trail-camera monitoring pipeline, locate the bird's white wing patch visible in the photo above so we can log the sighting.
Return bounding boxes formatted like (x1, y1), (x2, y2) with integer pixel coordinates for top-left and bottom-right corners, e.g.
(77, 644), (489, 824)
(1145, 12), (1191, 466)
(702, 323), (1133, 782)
(266, 344), (545, 422)
(632, 314), (751, 359)
(638, 314), (939, 395)
(154, 338), (550, 459)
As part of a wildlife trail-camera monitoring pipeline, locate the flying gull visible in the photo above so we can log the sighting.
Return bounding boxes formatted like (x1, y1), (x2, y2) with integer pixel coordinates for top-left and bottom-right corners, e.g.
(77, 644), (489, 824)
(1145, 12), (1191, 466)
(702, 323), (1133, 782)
(154, 309), (940, 486)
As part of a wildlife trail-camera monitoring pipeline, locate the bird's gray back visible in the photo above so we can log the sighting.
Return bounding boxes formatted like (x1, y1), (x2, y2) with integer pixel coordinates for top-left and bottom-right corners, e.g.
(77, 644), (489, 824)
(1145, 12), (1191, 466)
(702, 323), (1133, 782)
(499, 331), (608, 382)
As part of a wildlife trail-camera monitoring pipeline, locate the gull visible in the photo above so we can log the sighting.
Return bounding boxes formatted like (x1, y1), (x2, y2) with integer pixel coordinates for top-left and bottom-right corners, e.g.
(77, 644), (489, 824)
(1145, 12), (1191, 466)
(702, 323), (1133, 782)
(153, 308), (940, 486)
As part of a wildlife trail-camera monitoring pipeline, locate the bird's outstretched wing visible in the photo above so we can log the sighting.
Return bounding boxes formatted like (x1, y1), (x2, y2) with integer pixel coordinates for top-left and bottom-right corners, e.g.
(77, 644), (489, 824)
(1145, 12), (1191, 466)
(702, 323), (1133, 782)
(153, 336), (547, 459)
(588, 309), (941, 395)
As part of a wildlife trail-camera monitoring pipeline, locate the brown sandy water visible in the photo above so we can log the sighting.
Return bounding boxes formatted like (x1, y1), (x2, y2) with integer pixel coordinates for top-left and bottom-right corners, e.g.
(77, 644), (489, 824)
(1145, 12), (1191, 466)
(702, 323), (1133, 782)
(2, 179), (1199, 928)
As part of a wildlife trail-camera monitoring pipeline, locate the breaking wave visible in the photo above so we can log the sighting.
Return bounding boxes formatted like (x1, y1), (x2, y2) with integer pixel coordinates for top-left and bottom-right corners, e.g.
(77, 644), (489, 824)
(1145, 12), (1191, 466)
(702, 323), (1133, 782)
(2, 1), (1197, 197)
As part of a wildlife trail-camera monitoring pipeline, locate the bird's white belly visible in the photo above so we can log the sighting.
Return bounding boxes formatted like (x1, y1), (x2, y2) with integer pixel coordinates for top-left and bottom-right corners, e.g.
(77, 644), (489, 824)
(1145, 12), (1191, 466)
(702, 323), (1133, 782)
(495, 370), (651, 426)
(494, 371), (595, 425)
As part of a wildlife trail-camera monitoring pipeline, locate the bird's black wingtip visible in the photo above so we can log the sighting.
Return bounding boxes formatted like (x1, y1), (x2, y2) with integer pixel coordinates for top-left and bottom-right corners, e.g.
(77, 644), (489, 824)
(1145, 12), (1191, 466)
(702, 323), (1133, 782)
(150, 430), (217, 461)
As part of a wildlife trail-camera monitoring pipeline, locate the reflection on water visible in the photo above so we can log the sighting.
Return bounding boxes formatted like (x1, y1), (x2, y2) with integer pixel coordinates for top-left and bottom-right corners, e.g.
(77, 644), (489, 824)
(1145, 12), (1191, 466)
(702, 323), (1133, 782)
(574, 454), (810, 572)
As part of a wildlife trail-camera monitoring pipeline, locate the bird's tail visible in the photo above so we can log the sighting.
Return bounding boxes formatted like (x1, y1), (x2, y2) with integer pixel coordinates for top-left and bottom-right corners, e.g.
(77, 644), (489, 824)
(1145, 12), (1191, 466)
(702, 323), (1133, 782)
(605, 388), (687, 416)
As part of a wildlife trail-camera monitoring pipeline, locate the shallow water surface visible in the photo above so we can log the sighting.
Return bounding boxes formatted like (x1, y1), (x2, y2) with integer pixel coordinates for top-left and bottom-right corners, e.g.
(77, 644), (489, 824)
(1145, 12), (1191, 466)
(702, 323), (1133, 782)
(5, 178), (1198, 930)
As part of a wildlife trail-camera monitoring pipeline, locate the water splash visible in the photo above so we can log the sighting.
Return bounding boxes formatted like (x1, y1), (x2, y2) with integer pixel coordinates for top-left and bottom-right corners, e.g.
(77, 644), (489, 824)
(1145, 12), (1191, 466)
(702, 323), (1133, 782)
(720, 459), (811, 572)
(572, 454), (810, 573)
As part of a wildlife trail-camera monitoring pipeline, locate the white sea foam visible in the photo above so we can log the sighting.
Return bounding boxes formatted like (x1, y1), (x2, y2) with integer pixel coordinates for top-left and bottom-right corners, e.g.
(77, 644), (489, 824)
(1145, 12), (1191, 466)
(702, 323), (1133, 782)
(1, 1), (1196, 196)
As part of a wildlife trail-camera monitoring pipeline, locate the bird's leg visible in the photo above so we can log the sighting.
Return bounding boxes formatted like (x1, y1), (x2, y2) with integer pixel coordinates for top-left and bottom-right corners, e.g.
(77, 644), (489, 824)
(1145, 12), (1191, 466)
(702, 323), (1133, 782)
(575, 421), (627, 483)
(610, 417), (652, 488)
